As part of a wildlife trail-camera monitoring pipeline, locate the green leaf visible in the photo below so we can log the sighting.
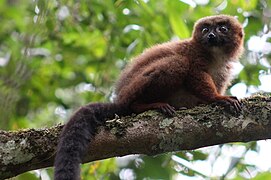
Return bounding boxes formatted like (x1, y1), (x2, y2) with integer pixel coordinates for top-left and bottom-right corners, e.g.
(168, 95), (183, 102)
(192, 151), (208, 161)
(252, 172), (271, 180)
(16, 172), (38, 180)
(169, 13), (190, 38)
(240, 0), (258, 11)
(62, 30), (107, 58)
(166, 0), (190, 38)
(239, 64), (267, 86)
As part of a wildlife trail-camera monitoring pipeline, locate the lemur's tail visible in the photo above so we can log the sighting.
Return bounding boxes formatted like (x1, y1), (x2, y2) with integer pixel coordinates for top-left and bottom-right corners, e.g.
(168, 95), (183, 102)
(54, 102), (130, 180)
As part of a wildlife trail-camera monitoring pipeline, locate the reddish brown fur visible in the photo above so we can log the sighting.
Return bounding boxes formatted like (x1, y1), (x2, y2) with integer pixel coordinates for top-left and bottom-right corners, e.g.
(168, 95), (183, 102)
(115, 15), (244, 113)
(54, 15), (244, 180)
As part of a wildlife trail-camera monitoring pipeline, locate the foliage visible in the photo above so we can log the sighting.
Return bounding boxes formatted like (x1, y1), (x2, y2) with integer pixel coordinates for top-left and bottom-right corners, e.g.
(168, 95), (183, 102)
(0, 0), (270, 179)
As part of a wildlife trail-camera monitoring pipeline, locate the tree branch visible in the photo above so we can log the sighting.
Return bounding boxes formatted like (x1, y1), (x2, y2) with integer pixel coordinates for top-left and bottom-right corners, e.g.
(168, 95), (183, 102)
(0, 95), (271, 179)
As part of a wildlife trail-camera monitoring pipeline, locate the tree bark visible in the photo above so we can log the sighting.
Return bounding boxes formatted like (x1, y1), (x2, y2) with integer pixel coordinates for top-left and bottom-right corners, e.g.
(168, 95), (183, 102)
(0, 95), (270, 179)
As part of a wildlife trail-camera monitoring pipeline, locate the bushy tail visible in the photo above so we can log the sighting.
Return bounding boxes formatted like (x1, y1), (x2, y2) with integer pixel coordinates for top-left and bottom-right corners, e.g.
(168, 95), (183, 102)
(54, 103), (130, 180)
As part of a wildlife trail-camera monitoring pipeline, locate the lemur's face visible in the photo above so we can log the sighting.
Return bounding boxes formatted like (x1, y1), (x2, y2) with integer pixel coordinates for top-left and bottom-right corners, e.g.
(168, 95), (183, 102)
(193, 15), (244, 54)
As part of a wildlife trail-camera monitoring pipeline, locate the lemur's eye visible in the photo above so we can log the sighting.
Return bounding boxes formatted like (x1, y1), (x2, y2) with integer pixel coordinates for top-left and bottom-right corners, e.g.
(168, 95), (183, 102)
(202, 27), (209, 34)
(217, 26), (228, 33)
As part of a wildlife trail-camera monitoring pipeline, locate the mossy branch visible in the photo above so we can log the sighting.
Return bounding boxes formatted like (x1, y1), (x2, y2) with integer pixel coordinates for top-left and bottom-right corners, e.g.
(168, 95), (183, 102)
(0, 95), (271, 179)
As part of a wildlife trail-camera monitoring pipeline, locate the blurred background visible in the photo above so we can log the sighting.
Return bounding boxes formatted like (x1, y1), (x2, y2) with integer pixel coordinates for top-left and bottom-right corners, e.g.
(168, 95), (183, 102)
(0, 0), (270, 179)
